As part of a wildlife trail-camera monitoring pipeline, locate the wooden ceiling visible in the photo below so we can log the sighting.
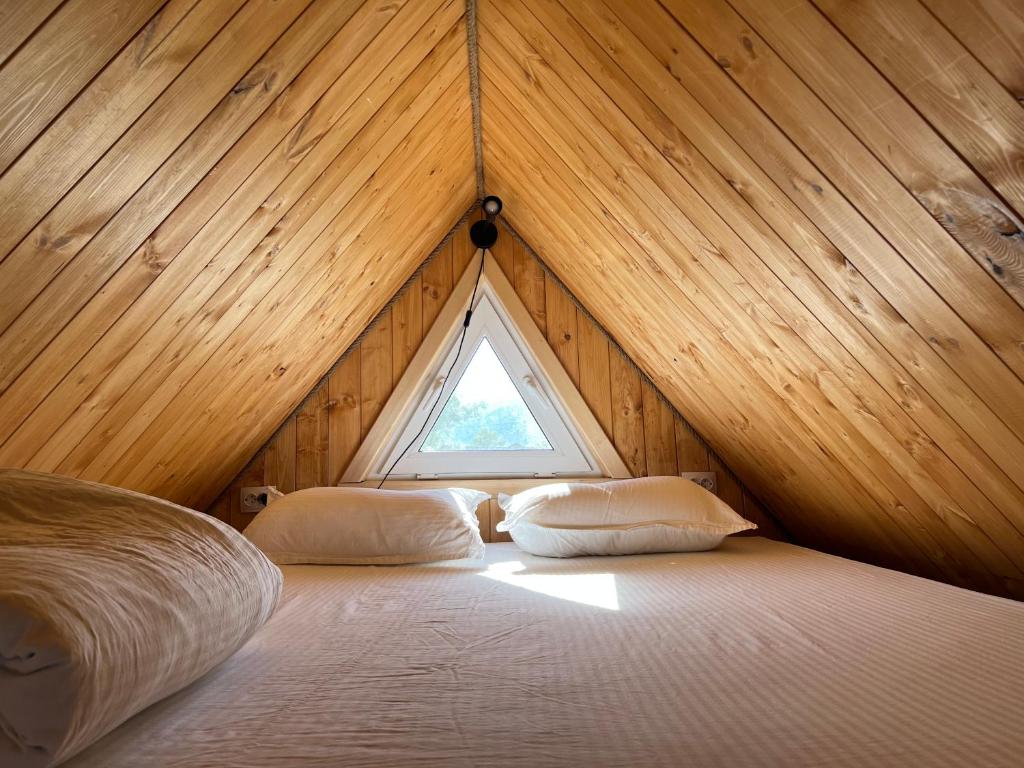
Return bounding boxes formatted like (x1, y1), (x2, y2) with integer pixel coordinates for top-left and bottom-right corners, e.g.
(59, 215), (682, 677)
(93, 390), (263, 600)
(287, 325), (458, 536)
(2, 0), (1024, 596)
(479, 0), (1024, 597)
(0, 0), (475, 508)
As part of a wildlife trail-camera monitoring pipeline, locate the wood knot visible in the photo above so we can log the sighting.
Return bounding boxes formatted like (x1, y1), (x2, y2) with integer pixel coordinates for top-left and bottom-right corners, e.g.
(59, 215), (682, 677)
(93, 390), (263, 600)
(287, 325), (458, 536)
(927, 335), (960, 352)
(141, 238), (165, 273)
(37, 231), (73, 251)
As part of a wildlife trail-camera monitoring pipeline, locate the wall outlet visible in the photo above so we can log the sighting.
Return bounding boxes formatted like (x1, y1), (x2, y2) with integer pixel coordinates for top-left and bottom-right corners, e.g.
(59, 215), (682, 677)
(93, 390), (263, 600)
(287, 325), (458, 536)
(680, 471), (717, 495)
(240, 485), (281, 514)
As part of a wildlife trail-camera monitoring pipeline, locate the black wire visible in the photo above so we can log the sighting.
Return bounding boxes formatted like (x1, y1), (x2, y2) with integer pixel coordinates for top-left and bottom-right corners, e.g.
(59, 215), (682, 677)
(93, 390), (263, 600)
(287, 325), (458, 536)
(376, 251), (487, 489)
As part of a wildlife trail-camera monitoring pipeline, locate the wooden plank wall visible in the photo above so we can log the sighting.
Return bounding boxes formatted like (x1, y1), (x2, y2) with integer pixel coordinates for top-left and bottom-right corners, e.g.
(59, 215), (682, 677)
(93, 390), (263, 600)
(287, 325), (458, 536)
(478, 0), (1024, 598)
(0, 0), (476, 509)
(213, 217), (783, 541)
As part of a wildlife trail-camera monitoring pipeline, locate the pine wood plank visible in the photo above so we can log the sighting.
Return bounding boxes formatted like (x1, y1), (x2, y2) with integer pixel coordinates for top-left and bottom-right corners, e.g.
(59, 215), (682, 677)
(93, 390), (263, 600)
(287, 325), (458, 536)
(452, 212), (481, 278)
(488, 158), (942, 577)
(648, 0), (1024, 411)
(487, 20), (966, 548)
(0, 0), (461, 470)
(728, 0), (1024, 307)
(710, 453), (743, 513)
(360, 312), (394, 441)
(674, 418), (709, 473)
(813, 0), (1024, 217)
(264, 415), (297, 494)
(576, 312), (613, 439)
(543, 0), (1024, 507)
(0, 0), (63, 67)
(516, 0), (1024, 547)
(392, 276), (424, 385)
(641, 381), (677, 476)
(609, 353), (645, 477)
(327, 354), (361, 484)
(484, 135), (946, 579)
(922, 0), (1024, 102)
(485, 88), (1002, 590)
(207, 492), (231, 525)
(488, 17), (965, 529)
(576, 0), (1024, 575)
(491, 0), (1019, 589)
(512, 236), (546, 334)
(0, 0), (165, 174)
(421, 241), (455, 330)
(296, 383), (330, 489)
(0, 0), (240, 267)
(488, 225), (515, 282)
(0, 0), (319, 371)
(128, 132), (473, 504)
(543, 272), (579, 385)
(64, 66), (470, 488)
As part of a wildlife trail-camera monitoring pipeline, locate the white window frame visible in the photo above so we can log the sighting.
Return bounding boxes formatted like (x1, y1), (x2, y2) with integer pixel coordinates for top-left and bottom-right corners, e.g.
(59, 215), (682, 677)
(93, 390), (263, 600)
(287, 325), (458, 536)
(341, 252), (630, 483)
(379, 289), (594, 477)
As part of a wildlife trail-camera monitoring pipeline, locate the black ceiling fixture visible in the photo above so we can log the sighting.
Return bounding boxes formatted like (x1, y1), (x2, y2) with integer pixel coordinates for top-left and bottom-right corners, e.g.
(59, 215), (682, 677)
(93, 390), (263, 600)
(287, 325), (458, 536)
(470, 195), (502, 249)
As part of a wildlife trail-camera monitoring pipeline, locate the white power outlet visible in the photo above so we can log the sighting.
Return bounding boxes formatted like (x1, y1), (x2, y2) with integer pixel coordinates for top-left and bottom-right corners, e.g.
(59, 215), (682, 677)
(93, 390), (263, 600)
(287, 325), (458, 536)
(240, 486), (281, 514)
(680, 472), (717, 495)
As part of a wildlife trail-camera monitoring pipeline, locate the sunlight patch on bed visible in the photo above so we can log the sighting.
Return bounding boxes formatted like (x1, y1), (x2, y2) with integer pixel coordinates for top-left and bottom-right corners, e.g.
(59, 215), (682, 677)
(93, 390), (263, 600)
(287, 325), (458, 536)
(480, 560), (619, 610)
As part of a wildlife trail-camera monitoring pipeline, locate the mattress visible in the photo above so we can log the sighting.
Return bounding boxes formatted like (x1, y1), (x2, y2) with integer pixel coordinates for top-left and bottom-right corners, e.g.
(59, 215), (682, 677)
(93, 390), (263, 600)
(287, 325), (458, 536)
(65, 538), (1024, 767)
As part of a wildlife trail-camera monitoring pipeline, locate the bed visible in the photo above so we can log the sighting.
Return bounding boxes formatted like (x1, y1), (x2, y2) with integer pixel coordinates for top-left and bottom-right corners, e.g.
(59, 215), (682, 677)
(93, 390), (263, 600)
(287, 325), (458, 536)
(65, 538), (1024, 768)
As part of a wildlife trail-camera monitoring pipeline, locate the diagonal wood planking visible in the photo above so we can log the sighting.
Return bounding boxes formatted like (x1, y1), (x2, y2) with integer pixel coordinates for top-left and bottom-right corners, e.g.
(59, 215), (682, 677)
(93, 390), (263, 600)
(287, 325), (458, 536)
(0, 0), (475, 510)
(479, 0), (1024, 597)
(2, 0), (1023, 598)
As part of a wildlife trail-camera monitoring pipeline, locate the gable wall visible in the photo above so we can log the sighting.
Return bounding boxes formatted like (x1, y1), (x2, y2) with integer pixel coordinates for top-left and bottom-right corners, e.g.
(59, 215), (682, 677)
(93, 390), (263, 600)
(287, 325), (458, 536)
(212, 217), (784, 541)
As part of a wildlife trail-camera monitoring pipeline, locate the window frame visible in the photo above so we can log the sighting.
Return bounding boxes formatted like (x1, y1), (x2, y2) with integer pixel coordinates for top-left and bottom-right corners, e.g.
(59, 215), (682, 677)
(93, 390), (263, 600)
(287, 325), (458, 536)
(340, 252), (630, 484)
(375, 287), (599, 479)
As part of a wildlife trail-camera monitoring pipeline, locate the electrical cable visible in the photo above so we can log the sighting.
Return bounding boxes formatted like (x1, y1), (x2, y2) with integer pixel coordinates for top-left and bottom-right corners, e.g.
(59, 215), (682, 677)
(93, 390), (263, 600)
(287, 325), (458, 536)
(376, 251), (487, 489)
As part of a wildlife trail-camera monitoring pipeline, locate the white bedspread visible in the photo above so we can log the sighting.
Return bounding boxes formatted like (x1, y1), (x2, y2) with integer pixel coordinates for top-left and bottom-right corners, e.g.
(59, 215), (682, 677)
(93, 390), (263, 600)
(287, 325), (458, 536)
(65, 539), (1024, 767)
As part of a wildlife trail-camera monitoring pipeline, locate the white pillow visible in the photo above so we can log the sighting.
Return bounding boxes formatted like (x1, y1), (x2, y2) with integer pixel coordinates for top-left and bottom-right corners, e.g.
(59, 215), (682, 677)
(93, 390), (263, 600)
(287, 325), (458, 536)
(0, 469), (281, 768)
(243, 486), (489, 565)
(496, 476), (755, 557)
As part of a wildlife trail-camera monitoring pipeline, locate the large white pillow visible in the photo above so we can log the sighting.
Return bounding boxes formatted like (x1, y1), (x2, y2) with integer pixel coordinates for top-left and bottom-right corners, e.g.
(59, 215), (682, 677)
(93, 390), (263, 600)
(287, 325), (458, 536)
(496, 476), (755, 557)
(243, 486), (489, 565)
(0, 469), (282, 768)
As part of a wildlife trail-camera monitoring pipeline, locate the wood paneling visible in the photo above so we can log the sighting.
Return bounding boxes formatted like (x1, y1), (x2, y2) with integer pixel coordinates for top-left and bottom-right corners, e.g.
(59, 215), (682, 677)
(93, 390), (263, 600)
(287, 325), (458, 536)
(0, 0), (475, 510)
(5, 0), (1021, 597)
(478, 0), (1024, 597)
(215, 217), (782, 539)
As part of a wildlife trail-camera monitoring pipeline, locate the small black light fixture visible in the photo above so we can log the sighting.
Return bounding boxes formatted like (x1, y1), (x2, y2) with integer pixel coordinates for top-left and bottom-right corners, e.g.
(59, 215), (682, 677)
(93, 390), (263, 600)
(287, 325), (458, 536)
(470, 195), (503, 249)
(481, 195), (502, 217)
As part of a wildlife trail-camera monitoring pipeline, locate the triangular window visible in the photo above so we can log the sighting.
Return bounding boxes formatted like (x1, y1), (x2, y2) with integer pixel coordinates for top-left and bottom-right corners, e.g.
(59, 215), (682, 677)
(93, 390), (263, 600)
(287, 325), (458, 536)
(341, 253), (630, 482)
(421, 339), (551, 452)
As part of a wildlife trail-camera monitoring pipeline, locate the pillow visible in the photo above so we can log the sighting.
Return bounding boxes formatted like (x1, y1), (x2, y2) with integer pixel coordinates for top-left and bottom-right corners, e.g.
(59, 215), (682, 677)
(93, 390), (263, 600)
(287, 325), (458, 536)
(243, 486), (489, 565)
(496, 476), (755, 557)
(0, 469), (281, 768)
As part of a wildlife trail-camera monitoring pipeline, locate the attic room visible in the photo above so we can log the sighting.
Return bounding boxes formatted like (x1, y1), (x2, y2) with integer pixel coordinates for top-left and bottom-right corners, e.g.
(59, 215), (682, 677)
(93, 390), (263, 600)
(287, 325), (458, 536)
(1, 0), (1022, 765)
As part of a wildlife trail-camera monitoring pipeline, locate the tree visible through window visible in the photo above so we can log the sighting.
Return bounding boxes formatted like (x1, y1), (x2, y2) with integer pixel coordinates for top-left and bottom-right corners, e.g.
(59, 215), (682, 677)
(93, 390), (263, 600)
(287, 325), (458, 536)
(421, 338), (551, 452)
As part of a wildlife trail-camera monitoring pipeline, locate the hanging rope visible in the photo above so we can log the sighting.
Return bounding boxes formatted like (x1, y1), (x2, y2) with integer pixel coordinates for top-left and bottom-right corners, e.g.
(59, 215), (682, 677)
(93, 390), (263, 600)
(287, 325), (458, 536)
(465, 0), (485, 197)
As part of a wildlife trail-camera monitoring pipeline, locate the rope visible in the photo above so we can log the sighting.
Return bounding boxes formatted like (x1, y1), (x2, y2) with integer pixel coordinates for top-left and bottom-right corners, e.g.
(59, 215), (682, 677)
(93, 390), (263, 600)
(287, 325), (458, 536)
(465, 0), (485, 197)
